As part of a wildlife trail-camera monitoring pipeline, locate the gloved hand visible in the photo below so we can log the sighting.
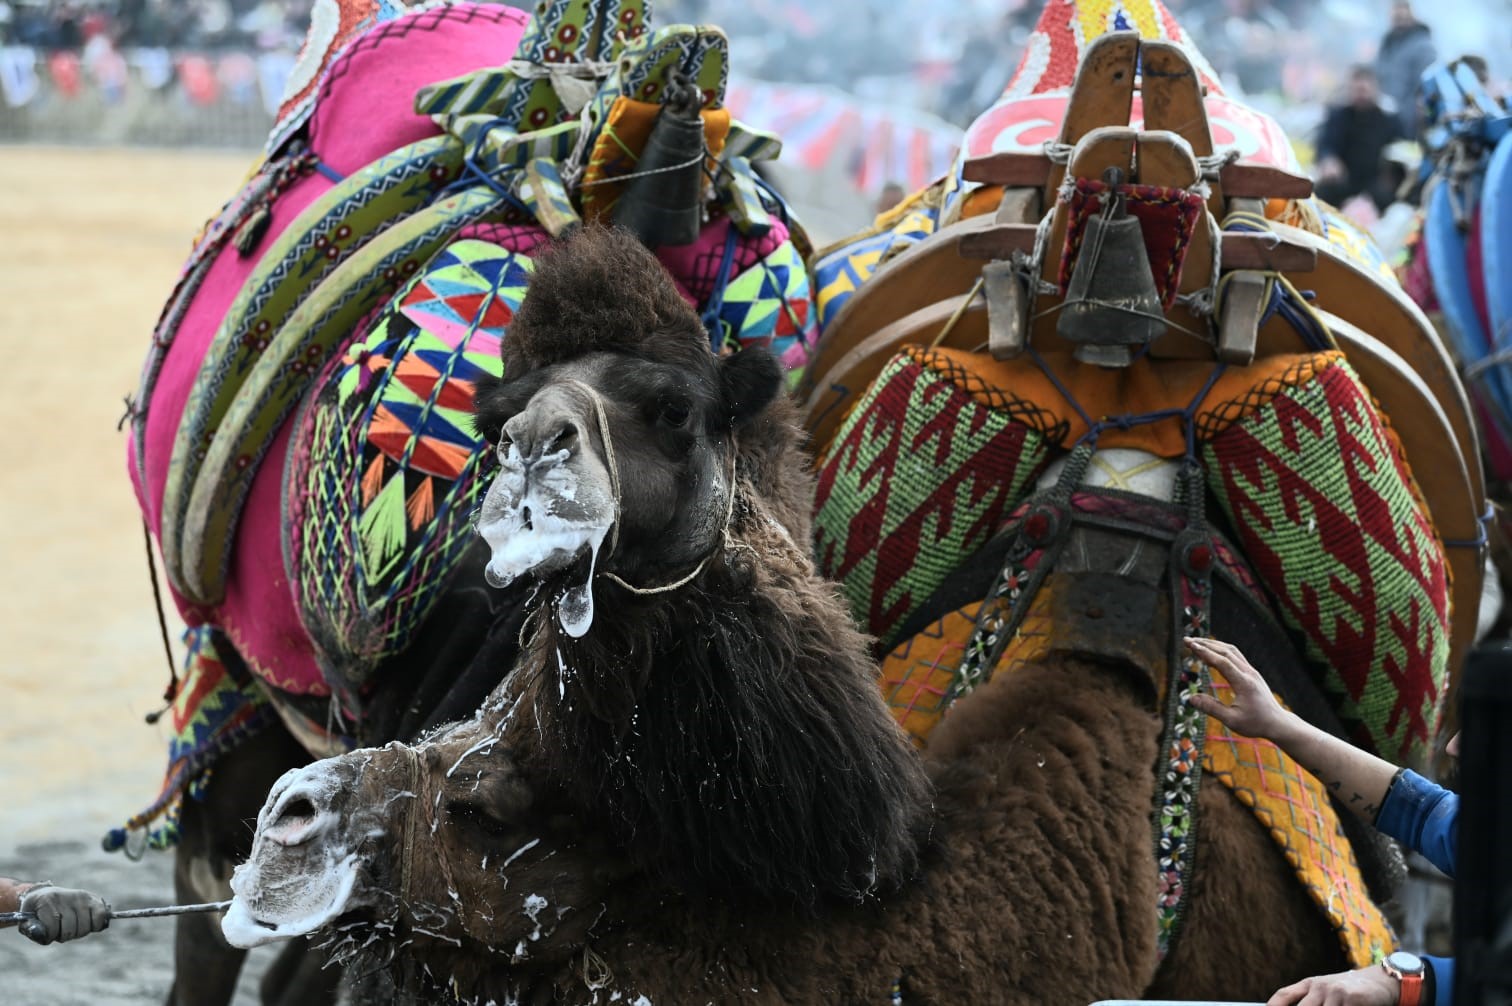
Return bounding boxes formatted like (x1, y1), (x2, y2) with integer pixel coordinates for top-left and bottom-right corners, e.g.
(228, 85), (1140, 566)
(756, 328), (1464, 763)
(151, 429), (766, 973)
(17, 884), (111, 945)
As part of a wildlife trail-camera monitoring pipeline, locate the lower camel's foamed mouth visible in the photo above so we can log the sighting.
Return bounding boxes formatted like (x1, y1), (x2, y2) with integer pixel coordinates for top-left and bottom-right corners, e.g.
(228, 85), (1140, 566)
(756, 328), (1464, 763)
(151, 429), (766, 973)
(220, 850), (366, 948)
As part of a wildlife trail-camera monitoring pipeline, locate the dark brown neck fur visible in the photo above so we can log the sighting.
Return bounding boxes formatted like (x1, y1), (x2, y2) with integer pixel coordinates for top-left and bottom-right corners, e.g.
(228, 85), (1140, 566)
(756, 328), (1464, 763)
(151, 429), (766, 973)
(517, 468), (932, 908)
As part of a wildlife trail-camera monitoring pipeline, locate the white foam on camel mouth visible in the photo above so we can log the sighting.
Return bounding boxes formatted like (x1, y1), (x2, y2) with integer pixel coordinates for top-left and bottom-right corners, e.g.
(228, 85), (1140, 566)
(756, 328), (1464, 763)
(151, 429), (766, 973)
(476, 454), (612, 638)
(221, 850), (364, 948)
(220, 761), (372, 948)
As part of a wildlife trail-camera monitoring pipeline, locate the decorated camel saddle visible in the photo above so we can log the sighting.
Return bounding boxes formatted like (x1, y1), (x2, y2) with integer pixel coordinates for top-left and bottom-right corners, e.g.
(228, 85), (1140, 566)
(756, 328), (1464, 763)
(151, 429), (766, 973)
(804, 0), (1486, 967)
(116, 0), (816, 851)
(1406, 59), (1512, 499)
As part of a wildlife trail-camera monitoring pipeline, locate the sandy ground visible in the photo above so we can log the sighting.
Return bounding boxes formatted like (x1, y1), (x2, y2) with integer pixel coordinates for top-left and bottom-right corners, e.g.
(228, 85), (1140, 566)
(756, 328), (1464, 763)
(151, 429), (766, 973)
(0, 145), (279, 1005)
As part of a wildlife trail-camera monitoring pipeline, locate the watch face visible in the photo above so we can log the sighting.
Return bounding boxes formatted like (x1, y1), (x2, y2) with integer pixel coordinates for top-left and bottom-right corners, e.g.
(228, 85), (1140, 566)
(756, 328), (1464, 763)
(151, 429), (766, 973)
(1386, 951), (1426, 976)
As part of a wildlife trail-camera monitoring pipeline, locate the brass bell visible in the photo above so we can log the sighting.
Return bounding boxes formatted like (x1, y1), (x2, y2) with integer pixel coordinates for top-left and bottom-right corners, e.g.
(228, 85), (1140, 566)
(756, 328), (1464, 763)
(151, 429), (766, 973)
(1056, 169), (1166, 367)
(612, 72), (706, 248)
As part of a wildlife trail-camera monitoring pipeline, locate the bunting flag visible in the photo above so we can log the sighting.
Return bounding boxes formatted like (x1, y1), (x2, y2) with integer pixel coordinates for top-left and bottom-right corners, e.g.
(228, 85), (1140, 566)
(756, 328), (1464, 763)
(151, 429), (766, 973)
(0, 45), (39, 108)
(723, 76), (962, 196)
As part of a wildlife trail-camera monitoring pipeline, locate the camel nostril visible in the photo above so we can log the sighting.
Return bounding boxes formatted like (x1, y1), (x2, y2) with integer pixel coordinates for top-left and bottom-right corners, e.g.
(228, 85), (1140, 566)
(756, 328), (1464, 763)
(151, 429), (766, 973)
(274, 796), (318, 831)
(549, 422), (578, 454)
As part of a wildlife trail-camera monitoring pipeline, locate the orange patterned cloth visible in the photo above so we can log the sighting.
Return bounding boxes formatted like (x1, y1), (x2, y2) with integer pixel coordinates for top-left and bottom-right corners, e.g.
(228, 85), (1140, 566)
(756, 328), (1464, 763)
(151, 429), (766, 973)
(917, 345), (1336, 458)
(879, 585), (1055, 745)
(1203, 668), (1396, 967)
(579, 96), (731, 222)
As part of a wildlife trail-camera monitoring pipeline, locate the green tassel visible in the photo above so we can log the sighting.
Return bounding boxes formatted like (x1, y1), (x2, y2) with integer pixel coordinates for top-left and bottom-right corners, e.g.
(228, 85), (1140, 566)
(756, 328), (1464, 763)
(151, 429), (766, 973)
(359, 475), (409, 579)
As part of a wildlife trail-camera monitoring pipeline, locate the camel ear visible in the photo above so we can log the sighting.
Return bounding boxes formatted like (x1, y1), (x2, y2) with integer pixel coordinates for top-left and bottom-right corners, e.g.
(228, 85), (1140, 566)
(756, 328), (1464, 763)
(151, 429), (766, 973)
(718, 347), (782, 427)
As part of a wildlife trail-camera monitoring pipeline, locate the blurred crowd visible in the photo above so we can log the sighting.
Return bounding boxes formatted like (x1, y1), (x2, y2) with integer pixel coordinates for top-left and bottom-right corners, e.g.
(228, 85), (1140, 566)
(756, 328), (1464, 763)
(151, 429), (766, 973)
(657, 0), (1506, 132)
(2, 0), (1507, 201)
(6, 0), (1506, 115)
(0, 0), (313, 50)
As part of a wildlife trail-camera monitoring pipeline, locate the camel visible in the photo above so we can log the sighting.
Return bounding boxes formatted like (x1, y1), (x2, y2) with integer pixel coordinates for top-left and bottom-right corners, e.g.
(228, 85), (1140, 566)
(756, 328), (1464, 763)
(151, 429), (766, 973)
(120, 6), (823, 1002)
(221, 225), (1355, 1005)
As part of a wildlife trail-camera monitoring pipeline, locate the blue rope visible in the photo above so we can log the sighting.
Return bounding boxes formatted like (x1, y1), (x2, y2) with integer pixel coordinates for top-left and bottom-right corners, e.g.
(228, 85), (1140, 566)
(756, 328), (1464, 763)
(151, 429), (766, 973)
(701, 224), (742, 353)
(1442, 502), (1495, 550)
(435, 116), (533, 218)
(1025, 346), (1227, 457)
(749, 172), (794, 228)
(1183, 362), (1229, 459)
(1222, 218), (1331, 350)
(1026, 346), (1095, 430)
(314, 160), (345, 184)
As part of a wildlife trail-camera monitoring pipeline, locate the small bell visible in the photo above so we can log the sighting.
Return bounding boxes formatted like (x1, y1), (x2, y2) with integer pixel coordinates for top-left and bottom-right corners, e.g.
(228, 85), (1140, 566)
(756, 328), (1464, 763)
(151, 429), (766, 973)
(1056, 169), (1165, 367)
(612, 73), (706, 248)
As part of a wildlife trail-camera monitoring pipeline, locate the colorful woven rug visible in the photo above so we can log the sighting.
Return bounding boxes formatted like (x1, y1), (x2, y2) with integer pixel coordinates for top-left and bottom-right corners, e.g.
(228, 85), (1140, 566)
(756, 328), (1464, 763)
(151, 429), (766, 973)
(816, 344), (1451, 767)
(284, 237), (517, 700)
(104, 626), (276, 853)
(1200, 354), (1451, 766)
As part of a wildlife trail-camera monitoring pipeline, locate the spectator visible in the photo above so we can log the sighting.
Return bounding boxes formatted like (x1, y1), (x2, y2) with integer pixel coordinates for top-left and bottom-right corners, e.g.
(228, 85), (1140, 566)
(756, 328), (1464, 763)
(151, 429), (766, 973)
(1376, 0), (1437, 135)
(1314, 65), (1402, 212)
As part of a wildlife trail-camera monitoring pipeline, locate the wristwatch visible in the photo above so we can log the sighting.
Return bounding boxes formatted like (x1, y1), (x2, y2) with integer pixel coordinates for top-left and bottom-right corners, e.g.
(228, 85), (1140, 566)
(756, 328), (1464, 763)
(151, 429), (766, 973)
(1381, 950), (1426, 1006)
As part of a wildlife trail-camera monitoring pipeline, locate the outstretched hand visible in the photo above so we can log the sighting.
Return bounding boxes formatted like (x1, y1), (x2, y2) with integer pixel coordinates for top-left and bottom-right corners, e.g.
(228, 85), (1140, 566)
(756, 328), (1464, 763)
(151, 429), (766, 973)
(1184, 637), (1297, 742)
(1266, 964), (1399, 1006)
(17, 886), (111, 945)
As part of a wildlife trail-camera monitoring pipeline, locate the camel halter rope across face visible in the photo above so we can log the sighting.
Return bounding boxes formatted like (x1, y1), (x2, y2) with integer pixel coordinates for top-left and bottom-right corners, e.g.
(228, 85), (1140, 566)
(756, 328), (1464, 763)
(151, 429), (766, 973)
(394, 740), (457, 927)
(538, 377), (739, 598)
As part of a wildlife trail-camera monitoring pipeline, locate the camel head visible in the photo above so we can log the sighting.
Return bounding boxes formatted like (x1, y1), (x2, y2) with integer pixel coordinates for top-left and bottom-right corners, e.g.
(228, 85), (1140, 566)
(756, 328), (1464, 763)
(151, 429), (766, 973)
(222, 696), (623, 963)
(471, 225), (783, 635)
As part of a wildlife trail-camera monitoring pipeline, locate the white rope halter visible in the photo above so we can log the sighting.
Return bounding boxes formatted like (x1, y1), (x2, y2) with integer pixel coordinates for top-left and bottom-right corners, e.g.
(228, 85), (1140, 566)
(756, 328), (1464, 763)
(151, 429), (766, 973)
(560, 379), (737, 597)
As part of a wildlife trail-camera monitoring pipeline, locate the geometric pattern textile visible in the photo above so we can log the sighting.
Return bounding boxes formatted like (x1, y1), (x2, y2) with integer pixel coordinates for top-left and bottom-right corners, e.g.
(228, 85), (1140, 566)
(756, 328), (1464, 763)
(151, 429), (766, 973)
(711, 235), (818, 385)
(1203, 667), (1397, 969)
(878, 584), (1055, 744)
(103, 625), (275, 853)
(1201, 355), (1450, 766)
(812, 347), (1052, 649)
(812, 197), (940, 334)
(285, 238), (518, 691)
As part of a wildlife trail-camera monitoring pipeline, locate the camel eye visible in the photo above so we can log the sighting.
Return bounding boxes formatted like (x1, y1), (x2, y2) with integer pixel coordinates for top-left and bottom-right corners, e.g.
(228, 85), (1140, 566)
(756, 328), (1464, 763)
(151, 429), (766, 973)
(658, 399), (691, 428)
(445, 799), (511, 839)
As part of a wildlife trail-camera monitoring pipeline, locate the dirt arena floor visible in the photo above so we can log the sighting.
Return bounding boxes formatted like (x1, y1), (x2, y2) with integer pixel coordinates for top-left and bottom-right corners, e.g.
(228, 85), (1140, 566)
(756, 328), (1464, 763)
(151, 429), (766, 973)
(0, 145), (280, 1004)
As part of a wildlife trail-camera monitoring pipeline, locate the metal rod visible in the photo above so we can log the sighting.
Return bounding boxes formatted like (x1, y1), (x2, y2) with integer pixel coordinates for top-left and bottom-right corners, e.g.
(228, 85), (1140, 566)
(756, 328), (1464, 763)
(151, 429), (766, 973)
(0, 899), (231, 925)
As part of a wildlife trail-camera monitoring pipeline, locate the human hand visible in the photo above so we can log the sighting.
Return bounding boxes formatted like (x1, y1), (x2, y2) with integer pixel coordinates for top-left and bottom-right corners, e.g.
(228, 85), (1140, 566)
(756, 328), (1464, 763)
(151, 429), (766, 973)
(17, 885), (111, 945)
(1266, 964), (1399, 1005)
(1183, 637), (1298, 742)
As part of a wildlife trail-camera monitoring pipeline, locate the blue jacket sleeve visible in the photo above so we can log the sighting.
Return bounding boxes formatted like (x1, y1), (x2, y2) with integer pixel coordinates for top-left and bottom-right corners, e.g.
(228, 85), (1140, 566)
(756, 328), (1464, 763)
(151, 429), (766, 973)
(1374, 768), (1459, 877)
(1425, 954), (1454, 1006)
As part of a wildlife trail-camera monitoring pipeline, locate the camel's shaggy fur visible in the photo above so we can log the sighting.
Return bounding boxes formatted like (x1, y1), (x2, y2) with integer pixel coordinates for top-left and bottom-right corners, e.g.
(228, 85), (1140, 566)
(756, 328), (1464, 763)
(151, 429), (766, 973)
(335, 653), (1344, 1005)
(481, 226), (934, 909)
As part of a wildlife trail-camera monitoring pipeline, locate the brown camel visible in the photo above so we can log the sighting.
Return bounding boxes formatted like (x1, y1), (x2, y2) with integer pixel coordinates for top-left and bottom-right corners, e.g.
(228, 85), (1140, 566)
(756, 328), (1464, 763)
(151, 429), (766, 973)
(222, 226), (1351, 1004)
